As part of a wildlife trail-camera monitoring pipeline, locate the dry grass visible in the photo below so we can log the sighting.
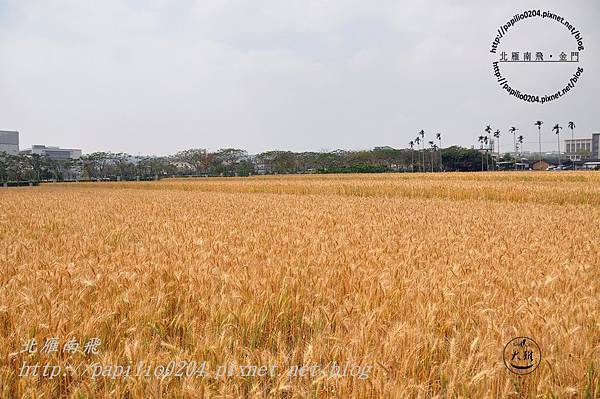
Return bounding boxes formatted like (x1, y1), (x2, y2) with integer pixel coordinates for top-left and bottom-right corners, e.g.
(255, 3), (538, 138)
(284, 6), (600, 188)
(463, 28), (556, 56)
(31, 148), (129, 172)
(0, 172), (598, 398)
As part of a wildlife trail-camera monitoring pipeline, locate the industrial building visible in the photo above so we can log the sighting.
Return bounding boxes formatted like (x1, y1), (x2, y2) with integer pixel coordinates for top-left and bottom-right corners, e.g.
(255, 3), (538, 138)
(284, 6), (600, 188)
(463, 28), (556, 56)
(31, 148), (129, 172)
(0, 130), (19, 155)
(20, 145), (82, 161)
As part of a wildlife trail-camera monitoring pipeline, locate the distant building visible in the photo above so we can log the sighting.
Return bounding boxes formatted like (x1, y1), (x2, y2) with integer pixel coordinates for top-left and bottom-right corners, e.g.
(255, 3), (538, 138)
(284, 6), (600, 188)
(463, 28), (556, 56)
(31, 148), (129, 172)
(252, 154), (274, 174)
(373, 146), (395, 151)
(20, 145), (82, 161)
(532, 160), (549, 171)
(565, 138), (592, 160)
(593, 133), (600, 159)
(171, 161), (194, 172)
(0, 130), (19, 155)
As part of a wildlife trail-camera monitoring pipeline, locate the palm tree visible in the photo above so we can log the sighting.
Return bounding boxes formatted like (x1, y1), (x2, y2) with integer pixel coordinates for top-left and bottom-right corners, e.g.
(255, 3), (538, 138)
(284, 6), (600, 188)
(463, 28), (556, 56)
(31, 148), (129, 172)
(534, 120), (544, 161)
(428, 141), (435, 172)
(493, 129), (501, 170)
(436, 133), (442, 171)
(509, 127), (518, 170)
(478, 135), (486, 171)
(509, 126), (518, 153)
(409, 140), (415, 172)
(553, 123), (563, 167)
(419, 130), (425, 172)
(484, 125), (492, 170)
(568, 121), (576, 170)
(517, 135), (524, 156)
(414, 136), (421, 172)
(515, 135), (523, 168)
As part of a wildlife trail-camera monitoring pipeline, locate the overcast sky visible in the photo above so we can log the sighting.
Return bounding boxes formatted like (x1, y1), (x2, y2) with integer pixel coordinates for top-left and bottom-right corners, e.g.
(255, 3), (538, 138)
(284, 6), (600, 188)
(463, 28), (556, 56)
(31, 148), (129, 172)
(1, 0), (599, 155)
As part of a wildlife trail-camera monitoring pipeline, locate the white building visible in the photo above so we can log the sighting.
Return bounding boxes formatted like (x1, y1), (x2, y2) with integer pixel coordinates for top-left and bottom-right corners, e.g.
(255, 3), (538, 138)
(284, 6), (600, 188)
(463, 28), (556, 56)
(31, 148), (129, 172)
(564, 138), (592, 160)
(0, 130), (19, 155)
(20, 145), (82, 161)
(565, 133), (600, 160)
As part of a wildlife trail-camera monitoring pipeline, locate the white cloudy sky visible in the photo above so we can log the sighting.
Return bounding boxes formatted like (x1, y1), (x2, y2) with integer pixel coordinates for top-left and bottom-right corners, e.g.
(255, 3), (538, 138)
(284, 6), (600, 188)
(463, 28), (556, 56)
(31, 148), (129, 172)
(1, 0), (599, 155)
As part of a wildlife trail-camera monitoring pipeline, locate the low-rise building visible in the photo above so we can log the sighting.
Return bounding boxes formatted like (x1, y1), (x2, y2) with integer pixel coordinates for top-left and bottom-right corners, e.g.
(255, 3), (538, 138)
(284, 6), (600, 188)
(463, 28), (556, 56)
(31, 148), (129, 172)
(531, 160), (549, 171)
(252, 154), (274, 174)
(20, 145), (82, 161)
(0, 130), (19, 155)
(565, 138), (592, 160)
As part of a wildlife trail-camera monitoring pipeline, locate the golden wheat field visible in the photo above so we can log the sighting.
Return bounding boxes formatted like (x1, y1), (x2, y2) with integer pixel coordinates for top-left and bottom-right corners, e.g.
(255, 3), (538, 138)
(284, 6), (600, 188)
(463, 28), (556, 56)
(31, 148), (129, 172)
(0, 172), (599, 398)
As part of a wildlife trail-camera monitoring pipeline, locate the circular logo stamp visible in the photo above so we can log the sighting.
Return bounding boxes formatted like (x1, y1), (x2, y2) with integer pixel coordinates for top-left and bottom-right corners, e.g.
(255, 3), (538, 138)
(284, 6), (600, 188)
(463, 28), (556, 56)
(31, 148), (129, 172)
(503, 337), (542, 375)
(489, 10), (585, 104)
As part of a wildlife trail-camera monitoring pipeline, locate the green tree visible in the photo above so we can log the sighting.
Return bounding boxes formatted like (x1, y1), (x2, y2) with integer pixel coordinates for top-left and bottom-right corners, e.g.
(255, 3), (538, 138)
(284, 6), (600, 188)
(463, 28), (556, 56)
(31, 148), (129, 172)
(174, 149), (210, 175)
(441, 146), (482, 172)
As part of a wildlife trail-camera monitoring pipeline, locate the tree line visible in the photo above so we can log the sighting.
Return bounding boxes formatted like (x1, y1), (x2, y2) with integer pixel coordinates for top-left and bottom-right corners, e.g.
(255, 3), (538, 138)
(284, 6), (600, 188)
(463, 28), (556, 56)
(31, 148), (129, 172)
(0, 146), (488, 182)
